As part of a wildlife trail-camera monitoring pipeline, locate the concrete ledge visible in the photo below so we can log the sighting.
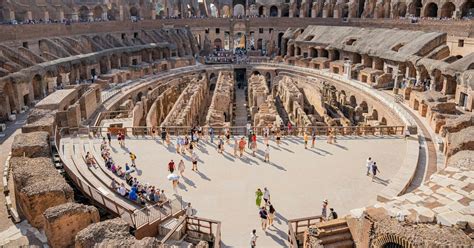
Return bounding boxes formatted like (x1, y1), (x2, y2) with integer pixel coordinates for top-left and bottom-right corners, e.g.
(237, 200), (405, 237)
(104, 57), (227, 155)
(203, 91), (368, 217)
(377, 137), (420, 202)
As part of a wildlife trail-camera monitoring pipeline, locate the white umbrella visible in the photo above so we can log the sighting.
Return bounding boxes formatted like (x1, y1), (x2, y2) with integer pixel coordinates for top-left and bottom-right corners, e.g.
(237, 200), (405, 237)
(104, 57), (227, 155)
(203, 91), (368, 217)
(167, 174), (180, 181)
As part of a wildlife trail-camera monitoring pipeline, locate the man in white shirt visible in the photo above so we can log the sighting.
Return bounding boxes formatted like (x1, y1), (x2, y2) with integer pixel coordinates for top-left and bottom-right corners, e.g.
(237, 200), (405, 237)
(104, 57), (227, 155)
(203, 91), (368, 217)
(118, 183), (127, 196)
(185, 203), (194, 216)
(366, 157), (373, 176)
(263, 187), (270, 204)
(264, 144), (270, 162)
(250, 229), (258, 248)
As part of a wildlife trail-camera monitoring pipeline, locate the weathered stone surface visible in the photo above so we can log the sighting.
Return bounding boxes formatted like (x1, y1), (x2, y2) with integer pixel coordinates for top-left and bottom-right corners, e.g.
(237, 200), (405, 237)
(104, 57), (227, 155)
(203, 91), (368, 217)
(11, 157), (74, 228)
(206, 71), (234, 127)
(11, 131), (50, 158)
(44, 203), (100, 248)
(75, 218), (161, 248)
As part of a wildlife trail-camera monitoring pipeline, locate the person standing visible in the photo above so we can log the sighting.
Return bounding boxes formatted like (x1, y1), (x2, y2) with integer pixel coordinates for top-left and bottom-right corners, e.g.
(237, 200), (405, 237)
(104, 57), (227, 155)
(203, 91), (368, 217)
(255, 188), (263, 207)
(250, 229), (258, 248)
(178, 159), (185, 176)
(209, 126), (214, 143)
(322, 199), (328, 221)
(372, 162), (380, 181)
(264, 144), (270, 163)
(366, 157), (373, 176)
(168, 160), (175, 173)
(259, 207), (268, 231)
(247, 132), (253, 149)
(191, 152), (199, 171)
(276, 131), (281, 146)
(251, 138), (257, 157)
(304, 132), (309, 149)
(268, 202), (275, 227)
(218, 136), (224, 153)
(185, 203), (194, 216)
(311, 130), (316, 148)
(263, 188), (270, 204)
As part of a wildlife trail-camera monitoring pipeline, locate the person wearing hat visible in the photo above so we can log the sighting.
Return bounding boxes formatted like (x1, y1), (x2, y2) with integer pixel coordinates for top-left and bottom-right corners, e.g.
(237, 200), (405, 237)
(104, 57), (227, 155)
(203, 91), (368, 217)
(322, 200), (328, 221)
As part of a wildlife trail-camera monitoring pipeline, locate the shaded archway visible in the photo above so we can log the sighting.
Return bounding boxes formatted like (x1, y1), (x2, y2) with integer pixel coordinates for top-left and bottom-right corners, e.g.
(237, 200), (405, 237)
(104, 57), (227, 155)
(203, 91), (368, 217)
(93, 6), (103, 19)
(409, 0), (423, 17)
(107, 4), (119, 20)
(233, 4), (245, 16)
(424, 2), (438, 17)
(78, 6), (90, 21)
(130, 6), (140, 18)
(270, 6), (278, 16)
(461, 0), (474, 18)
(214, 38), (222, 50)
(440, 2), (455, 18)
(32, 74), (43, 100)
(281, 5), (290, 16)
(259, 6), (265, 16)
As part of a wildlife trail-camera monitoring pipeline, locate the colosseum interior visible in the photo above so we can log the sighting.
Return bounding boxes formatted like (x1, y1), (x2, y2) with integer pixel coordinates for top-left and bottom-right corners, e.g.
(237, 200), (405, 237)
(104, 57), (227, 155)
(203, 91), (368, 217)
(0, 0), (473, 247)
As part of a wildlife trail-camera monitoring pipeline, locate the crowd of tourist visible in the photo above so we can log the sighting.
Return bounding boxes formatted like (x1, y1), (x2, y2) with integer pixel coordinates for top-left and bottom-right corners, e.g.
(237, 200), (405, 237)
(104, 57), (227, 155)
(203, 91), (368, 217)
(205, 48), (249, 64)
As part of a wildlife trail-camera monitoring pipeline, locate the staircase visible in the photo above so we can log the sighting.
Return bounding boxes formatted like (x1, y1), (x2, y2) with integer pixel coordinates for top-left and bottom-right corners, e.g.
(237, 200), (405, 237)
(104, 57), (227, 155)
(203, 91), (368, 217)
(233, 88), (249, 127)
(306, 219), (354, 248)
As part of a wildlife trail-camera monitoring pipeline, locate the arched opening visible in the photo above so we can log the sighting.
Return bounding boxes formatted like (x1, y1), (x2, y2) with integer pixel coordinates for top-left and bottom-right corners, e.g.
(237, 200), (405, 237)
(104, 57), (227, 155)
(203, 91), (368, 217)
(257, 39), (263, 50)
(341, 4), (349, 18)
(130, 6), (140, 18)
(233, 4), (245, 16)
(233, 32), (246, 51)
(270, 6), (278, 16)
(32, 74), (43, 100)
(409, 0), (423, 17)
(461, 0), (474, 18)
(107, 4), (119, 20)
(210, 3), (218, 17)
(310, 48), (318, 57)
(360, 101), (368, 113)
(265, 72), (271, 90)
(93, 6), (103, 19)
(259, 6), (265, 16)
(222, 5), (231, 17)
(440, 2), (455, 18)
(424, 2), (438, 17)
(214, 38), (222, 50)
(78, 6), (90, 21)
(393, 2), (407, 17)
(432, 69), (443, 91)
(136, 92), (143, 102)
(281, 5), (290, 17)
(99, 57), (109, 74)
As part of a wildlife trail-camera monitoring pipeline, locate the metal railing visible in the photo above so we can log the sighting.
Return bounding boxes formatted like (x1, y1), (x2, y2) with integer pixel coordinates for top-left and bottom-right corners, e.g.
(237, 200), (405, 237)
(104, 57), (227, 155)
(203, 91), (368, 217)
(288, 215), (323, 248)
(55, 127), (183, 229)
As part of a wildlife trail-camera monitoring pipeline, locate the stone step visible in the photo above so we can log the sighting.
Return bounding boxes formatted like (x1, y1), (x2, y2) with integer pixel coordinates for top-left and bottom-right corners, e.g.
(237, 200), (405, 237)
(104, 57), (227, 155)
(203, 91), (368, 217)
(317, 226), (350, 238)
(323, 239), (354, 248)
(319, 232), (353, 245)
(315, 218), (348, 229)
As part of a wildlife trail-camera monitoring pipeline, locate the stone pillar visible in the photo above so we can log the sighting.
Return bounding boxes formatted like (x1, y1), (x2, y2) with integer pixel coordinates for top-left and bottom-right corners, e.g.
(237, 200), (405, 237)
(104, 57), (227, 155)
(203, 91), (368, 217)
(322, 9), (328, 18)
(88, 11), (93, 21)
(344, 61), (352, 79)
(60, 73), (70, 85)
(26, 11), (32, 20)
(8, 10), (15, 21)
(119, 6), (124, 20)
(71, 12), (78, 21)
(102, 12), (108, 21)
(311, 8), (316, 18)
(58, 10), (64, 21)
(278, 8), (282, 17)
(44, 11), (49, 21)
(333, 9), (340, 18)
(45, 77), (57, 93)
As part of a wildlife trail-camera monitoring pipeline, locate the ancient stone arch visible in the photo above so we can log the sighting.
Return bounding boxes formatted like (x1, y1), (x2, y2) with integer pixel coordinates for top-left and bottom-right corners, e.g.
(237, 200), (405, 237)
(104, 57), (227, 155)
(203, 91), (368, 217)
(93, 5), (105, 19)
(78, 6), (90, 21)
(408, 0), (423, 16)
(270, 5), (279, 16)
(440, 1), (455, 18)
(32, 74), (44, 100)
(461, 0), (474, 17)
(424, 2), (438, 17)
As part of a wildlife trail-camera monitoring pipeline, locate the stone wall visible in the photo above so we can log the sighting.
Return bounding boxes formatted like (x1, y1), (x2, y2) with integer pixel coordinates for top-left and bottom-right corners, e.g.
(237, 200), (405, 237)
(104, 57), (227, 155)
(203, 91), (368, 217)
(43, 203), (99, 248)
(11, 131), (50, 158)
(11, 157), (74, 228)
(206, 71), (234, 127)
(146, 79), (187, 128)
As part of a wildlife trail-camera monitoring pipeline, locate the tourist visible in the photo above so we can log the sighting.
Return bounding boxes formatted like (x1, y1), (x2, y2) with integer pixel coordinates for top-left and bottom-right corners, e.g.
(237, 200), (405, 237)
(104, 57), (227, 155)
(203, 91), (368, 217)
(233, 137), (239, 156)
(106, 131), (112, 144)
(168, 160), (175, 173)
(129, 152), (137, 167)
(311, 130), (316, 148)
(250, 229), (258, 248)
(264, 144), (270, 162)
(259, 206), (268, 231)
(267, 201), (275, 226)
(178, 159), (185, 176)
(372, 162), (380, 181)
(118, 183), (127, 197)
(191, 152), (199, 171)
(217, 136), (224, 153)
(263, 187), (270, 204)
(247, 131), (253, 149)
(117, 131), (122, 146)
(160, 190), (168, 203)
(197, 126), (202, 139)
(246, 122), (252, 135)
(366, 157), (373, 176)
(151, 127), (156, 138)
(328, 208), (338, 220)
(251, 137), (257, 157)
(404, 128), (410, 139)
(225, 128), (231, 144)
(209, 126), (214, 143)
(304, 132), (309, 149)
(239, 137), (246, 157)
(322, 199), (328, 221)
(85, 152), (95, 166)
(189, 140), (194, 155)
(172, 178), (178, 192)
(185, 202), (194, 216)
(176, 136), (182, 154)
(276, 131), (281, 146)
(287, 122), (292, 135)
(120, 132), (126, 147)
(255, 188), (263, 207)
(161, 128), (167, 144)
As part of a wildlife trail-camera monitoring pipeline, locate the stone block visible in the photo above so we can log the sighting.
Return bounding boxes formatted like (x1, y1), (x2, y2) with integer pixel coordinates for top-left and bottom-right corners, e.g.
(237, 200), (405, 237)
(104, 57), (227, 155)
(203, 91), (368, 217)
(11, 132), (50, 158)
(43, 203), (99, 248)
(436, 211), (464, 227)
(413, 206), (436, 223)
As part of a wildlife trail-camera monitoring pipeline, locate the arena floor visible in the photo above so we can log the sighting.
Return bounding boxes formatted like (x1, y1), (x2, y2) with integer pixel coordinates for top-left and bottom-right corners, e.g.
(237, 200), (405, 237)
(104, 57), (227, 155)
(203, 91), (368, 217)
(99, 135), (406, 247)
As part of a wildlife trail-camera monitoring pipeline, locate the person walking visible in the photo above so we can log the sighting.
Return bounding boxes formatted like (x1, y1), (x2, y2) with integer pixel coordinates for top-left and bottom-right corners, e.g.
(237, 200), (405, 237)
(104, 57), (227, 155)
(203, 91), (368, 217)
(276, 131), (281, 146)
(263, 187), (270, 205)
(178, 159), (185, 176)
(372, 162), (380, 181)
(129, 152), (137, 167)
(209, 126), (214, 143)
(106, 131), (112, 145)
(251, 138), (257, 157)
(217, 136), (224, 153)
(322, 199), (328, 221)
(250, 229), (258, 248)
(168, 160), (175, 173)
(259, 207), (268, 231)
(234, 137), (239, 157)
(311, 130), (316, 148)
(255, 188), (263, 207)
(366, 157), (373, 176)
(247, 132), (253, 149)
(304, 132), (309, 149)
(239, 137), (246, 157)
(191, 152), (199, 171)
(264, 144), (270, 163)
(267, 202), (276, 227)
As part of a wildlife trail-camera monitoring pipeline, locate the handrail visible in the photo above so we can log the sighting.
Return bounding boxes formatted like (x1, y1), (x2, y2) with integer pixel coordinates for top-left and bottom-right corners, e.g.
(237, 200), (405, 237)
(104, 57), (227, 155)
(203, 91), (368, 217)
(287, 215), (323, 248)
(160, 216), (186, 244)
